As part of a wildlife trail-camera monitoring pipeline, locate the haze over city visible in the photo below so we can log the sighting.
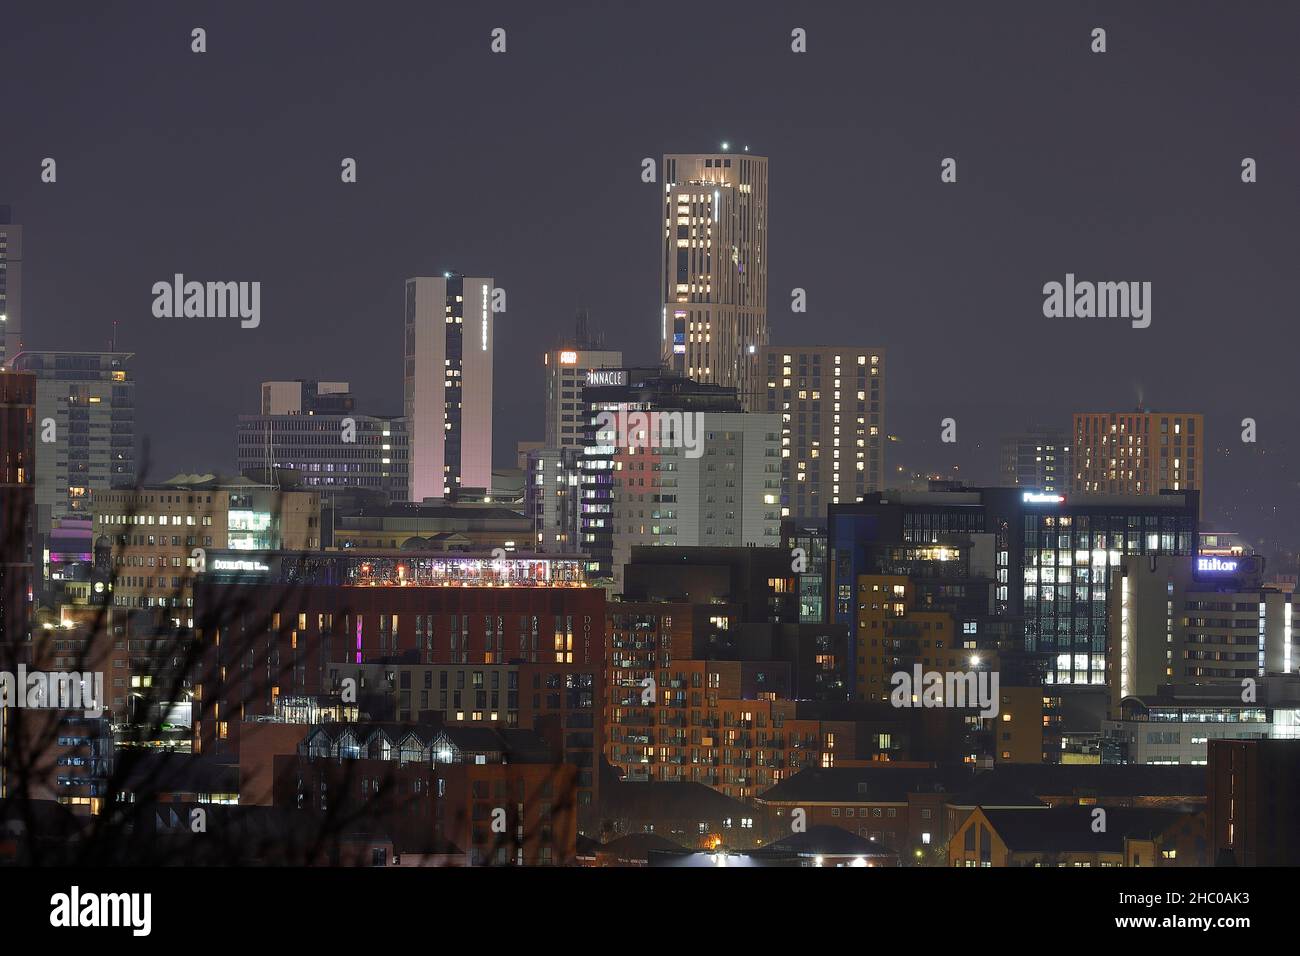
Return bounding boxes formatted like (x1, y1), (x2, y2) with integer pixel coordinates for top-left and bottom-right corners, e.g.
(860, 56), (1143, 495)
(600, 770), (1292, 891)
(0, 0), (1294, 927)
(3, 1), (1297, 558)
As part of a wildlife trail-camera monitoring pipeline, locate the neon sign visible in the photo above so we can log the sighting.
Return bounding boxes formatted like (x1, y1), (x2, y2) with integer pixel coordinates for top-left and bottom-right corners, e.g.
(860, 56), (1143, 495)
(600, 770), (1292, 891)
(586, 369), (628, 387)
(213, 559), (269, 573)
(1196, 557), (1239, 574)
(1022, 492), (1065, 504)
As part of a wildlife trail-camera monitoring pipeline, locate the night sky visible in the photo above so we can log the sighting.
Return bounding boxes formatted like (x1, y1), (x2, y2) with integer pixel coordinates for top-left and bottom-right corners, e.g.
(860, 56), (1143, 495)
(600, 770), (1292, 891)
(4, 1), (1298, 561)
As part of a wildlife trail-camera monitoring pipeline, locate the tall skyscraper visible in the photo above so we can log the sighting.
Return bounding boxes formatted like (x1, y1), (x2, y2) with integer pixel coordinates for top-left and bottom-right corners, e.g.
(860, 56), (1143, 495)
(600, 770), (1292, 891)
(1072, 410), (1204, 502)
(1000, 425), (1072, 494)
(660, 151), (768, 403)
(754, 346), (885, 520)
(543, 312), (621, 451)
(403, 274), (494, 502)
(10, 351), (135, 532)
(0, 207), (23, 368)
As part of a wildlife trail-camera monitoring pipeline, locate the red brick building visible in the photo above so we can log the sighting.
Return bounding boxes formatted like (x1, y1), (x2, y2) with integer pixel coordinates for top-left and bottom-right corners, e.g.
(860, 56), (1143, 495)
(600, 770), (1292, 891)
(193, 581), (605, 758)
(270, 723), (578, 865)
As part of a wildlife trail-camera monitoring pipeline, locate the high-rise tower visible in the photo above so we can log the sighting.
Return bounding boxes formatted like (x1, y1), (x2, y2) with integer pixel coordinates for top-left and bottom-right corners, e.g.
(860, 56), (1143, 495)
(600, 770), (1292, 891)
(404, 275), (494, 501)
(660, 151), (767, 405)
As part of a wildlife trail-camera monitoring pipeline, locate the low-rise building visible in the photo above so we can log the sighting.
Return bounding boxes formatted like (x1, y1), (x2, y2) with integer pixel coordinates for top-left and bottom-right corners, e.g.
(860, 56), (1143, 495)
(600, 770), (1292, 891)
(1102, 679), (1300, 765)
(947, 805), (1205, 867)
(92, 474), (320, 623)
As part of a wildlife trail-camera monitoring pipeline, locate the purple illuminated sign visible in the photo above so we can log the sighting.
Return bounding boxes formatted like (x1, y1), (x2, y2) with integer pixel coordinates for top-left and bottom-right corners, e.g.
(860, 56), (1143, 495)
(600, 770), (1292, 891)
(1196, 557), (1239, 574)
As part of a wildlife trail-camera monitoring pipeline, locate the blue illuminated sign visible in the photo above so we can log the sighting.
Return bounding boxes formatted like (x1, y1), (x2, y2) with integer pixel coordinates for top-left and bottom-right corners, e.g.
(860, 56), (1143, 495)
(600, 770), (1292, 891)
(1196, 557), (1239, 574)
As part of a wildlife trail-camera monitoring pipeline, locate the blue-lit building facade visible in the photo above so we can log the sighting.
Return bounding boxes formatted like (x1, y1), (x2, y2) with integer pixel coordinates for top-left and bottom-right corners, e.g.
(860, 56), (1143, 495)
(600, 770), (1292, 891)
(828, 487), (1199, 687)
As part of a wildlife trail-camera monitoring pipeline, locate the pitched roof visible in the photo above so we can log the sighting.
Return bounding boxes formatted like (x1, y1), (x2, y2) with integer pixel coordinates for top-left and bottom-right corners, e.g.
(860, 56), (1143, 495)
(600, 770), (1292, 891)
(949, 771), (1047, 809)
(759, 763), (1206, 807)
(951, 764), (1206, 803)
(597, 832), (685, 860)
(765, 825), (895, 857)
(602, 779), (751, 818)
(302, 722), (553, 762)
(757, 766), (972, 804)
(979, 806), (1196, 853)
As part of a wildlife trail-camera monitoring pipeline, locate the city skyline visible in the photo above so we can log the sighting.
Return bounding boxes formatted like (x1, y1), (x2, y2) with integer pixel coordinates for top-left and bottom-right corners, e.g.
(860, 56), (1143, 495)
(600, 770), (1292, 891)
(2, 2), (1296, 562)
(2, 3), (1300, 915)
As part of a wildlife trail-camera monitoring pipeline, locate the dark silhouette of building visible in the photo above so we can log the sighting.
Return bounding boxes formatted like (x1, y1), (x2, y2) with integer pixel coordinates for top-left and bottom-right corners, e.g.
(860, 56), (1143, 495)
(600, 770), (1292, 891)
(0, 370), (35, 662)
(1208, 738), (1300, 866)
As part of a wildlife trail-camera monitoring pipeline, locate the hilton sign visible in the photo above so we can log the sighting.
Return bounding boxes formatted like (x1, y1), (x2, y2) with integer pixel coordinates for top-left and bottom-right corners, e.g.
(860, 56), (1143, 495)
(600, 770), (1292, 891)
(1196, 557), (1239, 574)
(1193, 555), (1263, 581)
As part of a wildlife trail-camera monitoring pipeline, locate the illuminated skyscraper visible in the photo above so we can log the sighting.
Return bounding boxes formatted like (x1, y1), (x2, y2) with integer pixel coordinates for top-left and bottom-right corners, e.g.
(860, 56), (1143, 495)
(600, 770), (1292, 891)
(403, 274), (494, 501)
(660, 151), (767, 404)
(754, 346), (885, 520)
